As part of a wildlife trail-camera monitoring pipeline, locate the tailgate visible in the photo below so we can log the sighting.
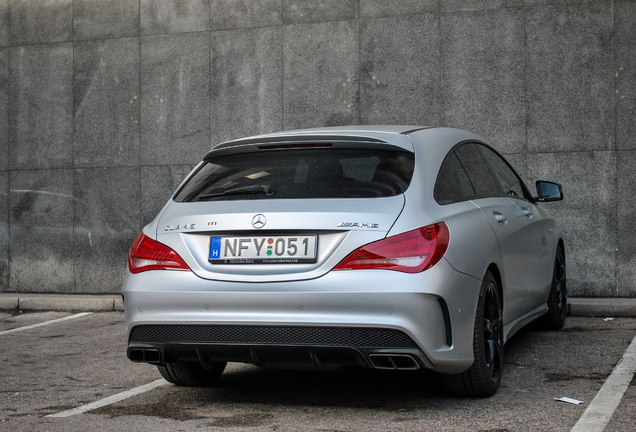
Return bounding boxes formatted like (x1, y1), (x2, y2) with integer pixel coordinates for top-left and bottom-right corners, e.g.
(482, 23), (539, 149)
(155, 196), (405, 282)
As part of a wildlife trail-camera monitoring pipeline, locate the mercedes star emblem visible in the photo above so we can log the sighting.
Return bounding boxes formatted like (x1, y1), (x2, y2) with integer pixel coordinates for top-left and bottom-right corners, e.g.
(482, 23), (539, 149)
(251, 214), (267, 229)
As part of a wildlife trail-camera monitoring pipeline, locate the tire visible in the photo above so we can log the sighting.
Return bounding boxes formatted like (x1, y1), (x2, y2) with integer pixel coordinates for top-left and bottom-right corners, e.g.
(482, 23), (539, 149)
(443, 271), (504, 397)
(540, 246), (567, 330)
(157, 361), (226, 387)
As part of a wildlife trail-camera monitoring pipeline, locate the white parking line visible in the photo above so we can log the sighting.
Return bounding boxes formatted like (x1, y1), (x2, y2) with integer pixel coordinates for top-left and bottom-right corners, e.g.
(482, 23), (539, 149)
(0, 312), (93, 336)
(570, 332), (636, 432)
(46, 378), (170, 418)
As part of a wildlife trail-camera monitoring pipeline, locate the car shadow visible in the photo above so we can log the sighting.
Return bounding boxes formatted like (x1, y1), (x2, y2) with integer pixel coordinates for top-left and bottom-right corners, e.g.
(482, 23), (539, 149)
(180, 366), (448, 409)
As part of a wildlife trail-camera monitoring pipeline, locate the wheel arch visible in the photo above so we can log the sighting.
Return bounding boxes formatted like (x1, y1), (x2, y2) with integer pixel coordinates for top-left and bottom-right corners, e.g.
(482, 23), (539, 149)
(485, 263), (504, 313)
(557, 238), (565, 259)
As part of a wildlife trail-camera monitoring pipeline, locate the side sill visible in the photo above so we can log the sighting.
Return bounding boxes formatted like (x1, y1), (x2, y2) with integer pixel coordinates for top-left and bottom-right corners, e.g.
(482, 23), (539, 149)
(503, 304), (548, 343)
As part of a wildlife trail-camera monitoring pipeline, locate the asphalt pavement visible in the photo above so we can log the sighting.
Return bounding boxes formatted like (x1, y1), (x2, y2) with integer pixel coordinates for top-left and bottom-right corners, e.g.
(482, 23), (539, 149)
(1, 311), (635, 431)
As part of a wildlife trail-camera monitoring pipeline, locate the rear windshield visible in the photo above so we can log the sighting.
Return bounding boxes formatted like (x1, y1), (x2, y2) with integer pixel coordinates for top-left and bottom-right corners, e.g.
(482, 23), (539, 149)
(174, 148), (415, 202)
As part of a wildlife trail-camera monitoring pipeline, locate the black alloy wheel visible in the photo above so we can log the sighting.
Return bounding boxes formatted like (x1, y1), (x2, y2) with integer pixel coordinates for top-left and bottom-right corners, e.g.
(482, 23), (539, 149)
(483, 279), (504, 385)
(443, 271), (504, 397)
(541, 246), (567, 330)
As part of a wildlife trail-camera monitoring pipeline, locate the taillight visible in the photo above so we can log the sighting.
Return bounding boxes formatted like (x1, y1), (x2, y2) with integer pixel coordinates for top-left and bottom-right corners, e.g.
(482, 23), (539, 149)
(128, 233), (191, 274)
(333, 223), (449, 273)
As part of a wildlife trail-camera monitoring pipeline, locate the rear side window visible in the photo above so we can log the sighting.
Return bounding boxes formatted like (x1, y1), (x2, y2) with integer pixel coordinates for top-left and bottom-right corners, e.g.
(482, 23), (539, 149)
(174, 148), (415, 202)
(454, 144), (500, 197)
(434, 153), (476, 204)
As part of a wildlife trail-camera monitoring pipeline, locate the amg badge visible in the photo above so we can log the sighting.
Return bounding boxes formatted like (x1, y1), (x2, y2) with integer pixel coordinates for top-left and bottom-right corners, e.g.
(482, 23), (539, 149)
(337, 222), (379, 228)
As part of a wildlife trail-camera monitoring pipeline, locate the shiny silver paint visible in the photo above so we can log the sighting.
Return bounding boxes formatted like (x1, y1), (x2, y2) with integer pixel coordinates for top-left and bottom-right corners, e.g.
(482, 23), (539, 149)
(123, 126), (562, 374)
(124, 259), (481, 373)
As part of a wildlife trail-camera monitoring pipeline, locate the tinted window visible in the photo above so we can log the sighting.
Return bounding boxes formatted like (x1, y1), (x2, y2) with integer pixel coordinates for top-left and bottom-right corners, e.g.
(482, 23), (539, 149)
(174, 149), (415, 202)
(454, 144), (500, 197)
(478, 146), (526, 199)
(435, 153), (476, 204)
(455, 156), (475, 197)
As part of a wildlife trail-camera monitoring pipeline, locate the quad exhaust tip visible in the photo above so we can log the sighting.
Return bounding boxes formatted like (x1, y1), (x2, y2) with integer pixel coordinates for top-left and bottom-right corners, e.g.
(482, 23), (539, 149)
(128, 348), (162, 364)
(368, 354), (420, 370)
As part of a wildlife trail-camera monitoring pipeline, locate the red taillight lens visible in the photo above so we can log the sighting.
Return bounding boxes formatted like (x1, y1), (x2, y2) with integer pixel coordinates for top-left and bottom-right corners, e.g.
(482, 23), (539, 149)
(128, 233), (191, 274)
(334, 223), (449, 273)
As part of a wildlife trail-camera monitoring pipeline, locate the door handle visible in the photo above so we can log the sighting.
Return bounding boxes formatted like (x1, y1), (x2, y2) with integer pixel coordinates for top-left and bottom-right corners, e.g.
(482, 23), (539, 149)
(520, 207), (533, 219)
(493, 211), (507, 225)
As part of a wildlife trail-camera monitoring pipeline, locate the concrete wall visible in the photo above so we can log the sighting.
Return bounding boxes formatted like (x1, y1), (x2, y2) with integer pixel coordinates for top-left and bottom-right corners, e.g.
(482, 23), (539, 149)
(0, 0), (634, 296)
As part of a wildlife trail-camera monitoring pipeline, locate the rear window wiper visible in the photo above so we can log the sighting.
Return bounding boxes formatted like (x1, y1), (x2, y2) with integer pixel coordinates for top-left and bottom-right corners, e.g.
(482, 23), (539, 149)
(198, 184), (273, 200)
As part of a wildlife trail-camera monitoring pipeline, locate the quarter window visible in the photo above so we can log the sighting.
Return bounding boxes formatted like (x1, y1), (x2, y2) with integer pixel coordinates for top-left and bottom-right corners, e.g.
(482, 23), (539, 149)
(434, 153), (475, 204)
(454, 144), (500, 197)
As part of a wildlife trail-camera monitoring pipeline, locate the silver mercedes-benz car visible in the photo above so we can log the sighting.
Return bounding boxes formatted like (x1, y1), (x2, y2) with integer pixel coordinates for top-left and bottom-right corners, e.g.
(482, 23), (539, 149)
(123, 126), (565, 397)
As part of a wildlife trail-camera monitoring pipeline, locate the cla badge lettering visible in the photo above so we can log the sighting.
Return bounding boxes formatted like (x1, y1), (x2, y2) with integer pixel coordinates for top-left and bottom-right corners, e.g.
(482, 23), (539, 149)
(252, 214), (267, 229)
(337, 222), (379, 228)
(164, 223), (196, 231)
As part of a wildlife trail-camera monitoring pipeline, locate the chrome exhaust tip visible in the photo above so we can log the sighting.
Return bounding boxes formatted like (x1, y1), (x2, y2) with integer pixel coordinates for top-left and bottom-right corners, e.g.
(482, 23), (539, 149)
(368, 354), (420, 370)
(128, 348), (162, 364)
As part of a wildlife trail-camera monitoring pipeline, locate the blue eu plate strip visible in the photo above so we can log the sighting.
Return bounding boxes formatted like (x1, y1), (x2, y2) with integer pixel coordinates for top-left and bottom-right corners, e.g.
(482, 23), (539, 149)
(209, 237), (221, 260)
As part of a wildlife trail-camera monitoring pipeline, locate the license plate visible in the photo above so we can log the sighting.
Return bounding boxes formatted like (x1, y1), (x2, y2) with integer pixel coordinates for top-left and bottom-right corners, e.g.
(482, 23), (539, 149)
(209, 235), (317, 264)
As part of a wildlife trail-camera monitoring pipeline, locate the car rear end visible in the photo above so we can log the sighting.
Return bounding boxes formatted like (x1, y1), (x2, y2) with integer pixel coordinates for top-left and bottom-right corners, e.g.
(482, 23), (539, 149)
(123, 127), (482, 375)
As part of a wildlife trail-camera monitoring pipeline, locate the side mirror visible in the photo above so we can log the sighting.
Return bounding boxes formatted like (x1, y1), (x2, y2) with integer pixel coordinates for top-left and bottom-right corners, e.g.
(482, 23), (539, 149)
(535, 181), (563, 202)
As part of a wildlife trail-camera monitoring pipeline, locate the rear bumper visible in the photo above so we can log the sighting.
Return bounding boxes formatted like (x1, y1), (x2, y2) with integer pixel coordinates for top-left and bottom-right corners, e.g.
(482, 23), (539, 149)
(127, 324), (430, 370)
(122, 258), (482, 374)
